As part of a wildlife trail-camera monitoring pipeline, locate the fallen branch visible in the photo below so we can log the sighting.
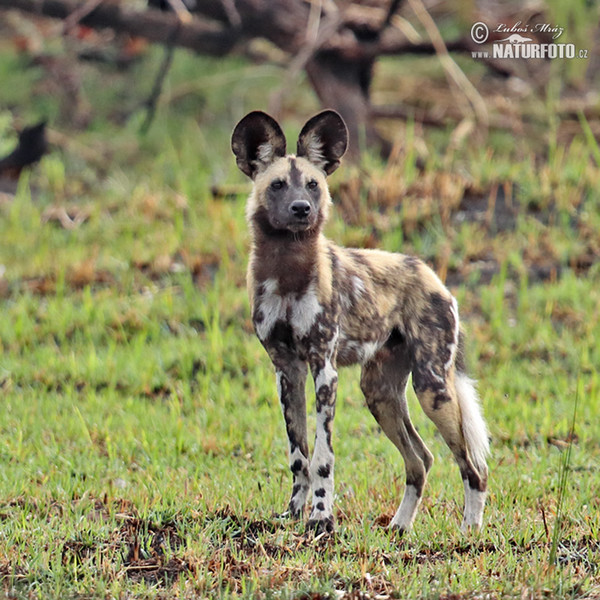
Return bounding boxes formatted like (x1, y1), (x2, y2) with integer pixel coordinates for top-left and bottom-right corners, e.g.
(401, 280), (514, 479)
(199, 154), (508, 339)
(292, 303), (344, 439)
(62, 0), (106, 34)
(0, 0), (236, 55)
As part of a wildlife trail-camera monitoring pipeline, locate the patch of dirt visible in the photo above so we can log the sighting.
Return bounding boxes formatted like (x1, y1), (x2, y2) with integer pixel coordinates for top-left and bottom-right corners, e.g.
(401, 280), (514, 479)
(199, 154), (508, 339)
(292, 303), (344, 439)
(0, 249), (221, 299)
(4, 496), (599, 597)
(54, 496), (194, 587)
(555, 537), (600, 571)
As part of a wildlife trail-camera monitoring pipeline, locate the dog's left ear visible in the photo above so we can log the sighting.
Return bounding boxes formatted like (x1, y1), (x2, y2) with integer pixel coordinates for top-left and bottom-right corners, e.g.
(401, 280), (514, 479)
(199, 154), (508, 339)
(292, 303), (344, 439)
(297, 110), (348, 175)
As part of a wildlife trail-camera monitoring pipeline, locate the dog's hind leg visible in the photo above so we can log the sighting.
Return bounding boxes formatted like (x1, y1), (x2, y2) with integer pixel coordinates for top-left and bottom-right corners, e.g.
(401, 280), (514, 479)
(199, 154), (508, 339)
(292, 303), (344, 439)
(412, 367), (488, 531)
(410, 297), (489, 531)
(360, 342), (434, 534)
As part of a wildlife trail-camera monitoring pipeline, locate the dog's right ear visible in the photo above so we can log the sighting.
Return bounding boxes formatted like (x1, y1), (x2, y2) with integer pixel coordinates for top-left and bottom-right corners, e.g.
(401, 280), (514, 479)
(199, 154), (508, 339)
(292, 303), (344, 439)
(231, 112), (287, 179)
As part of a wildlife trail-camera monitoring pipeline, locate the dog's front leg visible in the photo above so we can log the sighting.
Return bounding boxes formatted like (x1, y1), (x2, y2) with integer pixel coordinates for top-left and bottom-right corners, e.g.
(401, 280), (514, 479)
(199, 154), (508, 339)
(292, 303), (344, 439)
(307, 347), (339, 535)
(274, 358), (310, 518)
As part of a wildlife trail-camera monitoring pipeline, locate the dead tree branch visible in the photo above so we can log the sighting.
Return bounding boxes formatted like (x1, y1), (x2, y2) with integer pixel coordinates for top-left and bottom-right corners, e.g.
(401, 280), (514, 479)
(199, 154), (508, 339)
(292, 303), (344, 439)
(0, 0), (236, 55)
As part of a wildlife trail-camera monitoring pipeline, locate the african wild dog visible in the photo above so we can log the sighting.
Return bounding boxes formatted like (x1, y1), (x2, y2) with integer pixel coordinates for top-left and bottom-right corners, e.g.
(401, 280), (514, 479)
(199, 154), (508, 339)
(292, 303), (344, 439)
(232, 110), (489, 536)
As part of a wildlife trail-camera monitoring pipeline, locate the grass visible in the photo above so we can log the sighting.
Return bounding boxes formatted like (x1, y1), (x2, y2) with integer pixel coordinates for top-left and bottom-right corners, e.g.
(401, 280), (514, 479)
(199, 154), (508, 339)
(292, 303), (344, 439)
(1, 17), (600, 600)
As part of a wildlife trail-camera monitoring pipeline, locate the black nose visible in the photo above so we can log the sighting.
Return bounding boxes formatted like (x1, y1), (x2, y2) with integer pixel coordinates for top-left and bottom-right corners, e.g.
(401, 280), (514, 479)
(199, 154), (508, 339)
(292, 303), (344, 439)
(290, 200), (311, 218)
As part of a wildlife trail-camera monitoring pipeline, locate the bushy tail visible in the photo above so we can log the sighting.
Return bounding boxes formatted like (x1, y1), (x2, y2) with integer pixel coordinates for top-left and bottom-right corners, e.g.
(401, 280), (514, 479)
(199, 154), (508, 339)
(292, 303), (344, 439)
(455, 373), (490, 475)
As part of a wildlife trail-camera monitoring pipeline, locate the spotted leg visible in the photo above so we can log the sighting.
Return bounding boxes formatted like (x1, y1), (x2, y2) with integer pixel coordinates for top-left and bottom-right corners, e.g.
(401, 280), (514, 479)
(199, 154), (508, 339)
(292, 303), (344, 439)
(274, 359), (311, 518)
(306, 345), (339, 535)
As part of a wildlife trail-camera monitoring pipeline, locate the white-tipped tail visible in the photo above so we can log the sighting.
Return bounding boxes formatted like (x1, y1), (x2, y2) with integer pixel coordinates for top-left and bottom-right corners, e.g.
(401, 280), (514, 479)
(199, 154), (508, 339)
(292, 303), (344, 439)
(455, 373), (490, 474)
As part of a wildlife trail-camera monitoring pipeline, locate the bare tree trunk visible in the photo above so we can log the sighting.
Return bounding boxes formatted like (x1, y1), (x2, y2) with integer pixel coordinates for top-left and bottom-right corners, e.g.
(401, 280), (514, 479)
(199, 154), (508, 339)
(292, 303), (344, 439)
(306, 51), (381, 159)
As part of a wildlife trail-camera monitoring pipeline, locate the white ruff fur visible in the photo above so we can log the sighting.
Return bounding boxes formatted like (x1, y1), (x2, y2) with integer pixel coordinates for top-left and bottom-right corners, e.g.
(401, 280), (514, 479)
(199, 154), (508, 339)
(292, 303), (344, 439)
(255, 279), (322, 341)
(292, 285), (322, 337)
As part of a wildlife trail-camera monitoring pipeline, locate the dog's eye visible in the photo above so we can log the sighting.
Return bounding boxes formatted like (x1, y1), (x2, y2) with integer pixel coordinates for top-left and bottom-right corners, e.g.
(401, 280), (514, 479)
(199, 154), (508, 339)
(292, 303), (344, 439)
(306, 180), (318, 190)
(270, 180), (285, 190)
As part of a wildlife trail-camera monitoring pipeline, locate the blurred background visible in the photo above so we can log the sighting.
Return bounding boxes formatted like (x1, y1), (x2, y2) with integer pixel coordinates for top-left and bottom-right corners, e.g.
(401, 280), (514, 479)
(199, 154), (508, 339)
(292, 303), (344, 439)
(0, 0), (599, 289)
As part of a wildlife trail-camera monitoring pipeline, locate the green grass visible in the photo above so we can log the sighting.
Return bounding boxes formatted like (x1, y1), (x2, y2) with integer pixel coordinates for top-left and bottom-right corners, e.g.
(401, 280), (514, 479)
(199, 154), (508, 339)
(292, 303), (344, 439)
(1, 22), (600, 600)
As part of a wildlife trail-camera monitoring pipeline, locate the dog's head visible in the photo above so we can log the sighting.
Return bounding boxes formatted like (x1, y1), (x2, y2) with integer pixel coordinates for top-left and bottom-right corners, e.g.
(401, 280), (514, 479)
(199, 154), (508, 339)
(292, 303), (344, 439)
(232, 111), (348, 234)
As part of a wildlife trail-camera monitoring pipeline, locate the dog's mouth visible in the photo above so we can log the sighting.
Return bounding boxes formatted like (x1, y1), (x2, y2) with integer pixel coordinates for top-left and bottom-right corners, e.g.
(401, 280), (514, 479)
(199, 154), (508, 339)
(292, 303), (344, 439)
(268, 215), (316, 234)
(286, 219), (313, 232)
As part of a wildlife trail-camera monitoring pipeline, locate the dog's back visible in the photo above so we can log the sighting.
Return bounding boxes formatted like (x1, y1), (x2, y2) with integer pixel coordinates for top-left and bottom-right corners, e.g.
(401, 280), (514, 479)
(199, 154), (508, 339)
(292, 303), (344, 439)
(324, 244), (454, 367)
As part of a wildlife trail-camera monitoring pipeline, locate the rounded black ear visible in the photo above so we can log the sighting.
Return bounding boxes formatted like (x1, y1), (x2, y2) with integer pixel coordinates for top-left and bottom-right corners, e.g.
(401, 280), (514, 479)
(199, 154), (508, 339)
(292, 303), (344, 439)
(231, 111), (287, 179)
(296, 110), (348, 175)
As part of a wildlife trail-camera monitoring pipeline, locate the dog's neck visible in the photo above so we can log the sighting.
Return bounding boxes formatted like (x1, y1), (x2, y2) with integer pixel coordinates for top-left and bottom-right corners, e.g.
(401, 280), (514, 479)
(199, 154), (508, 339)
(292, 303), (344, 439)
(249, 207), (325, 297)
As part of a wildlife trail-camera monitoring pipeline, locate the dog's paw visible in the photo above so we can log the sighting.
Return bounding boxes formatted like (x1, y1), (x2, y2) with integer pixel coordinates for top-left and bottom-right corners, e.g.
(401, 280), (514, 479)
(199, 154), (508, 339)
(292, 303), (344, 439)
(275, 508), (300, 520)
(388, 522), (408, 539)
(306, 516), (334, 537)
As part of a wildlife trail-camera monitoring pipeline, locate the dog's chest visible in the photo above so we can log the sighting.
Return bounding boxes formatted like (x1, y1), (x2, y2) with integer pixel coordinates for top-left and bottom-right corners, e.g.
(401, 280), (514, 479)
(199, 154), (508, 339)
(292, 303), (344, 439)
(253, 278), (323, 343)
(252, 276), (389, 366)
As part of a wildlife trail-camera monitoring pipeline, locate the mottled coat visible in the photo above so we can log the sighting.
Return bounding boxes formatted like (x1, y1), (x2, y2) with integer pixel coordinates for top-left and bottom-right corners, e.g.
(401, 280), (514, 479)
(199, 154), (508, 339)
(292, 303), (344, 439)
(232, 110), (489, 535)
